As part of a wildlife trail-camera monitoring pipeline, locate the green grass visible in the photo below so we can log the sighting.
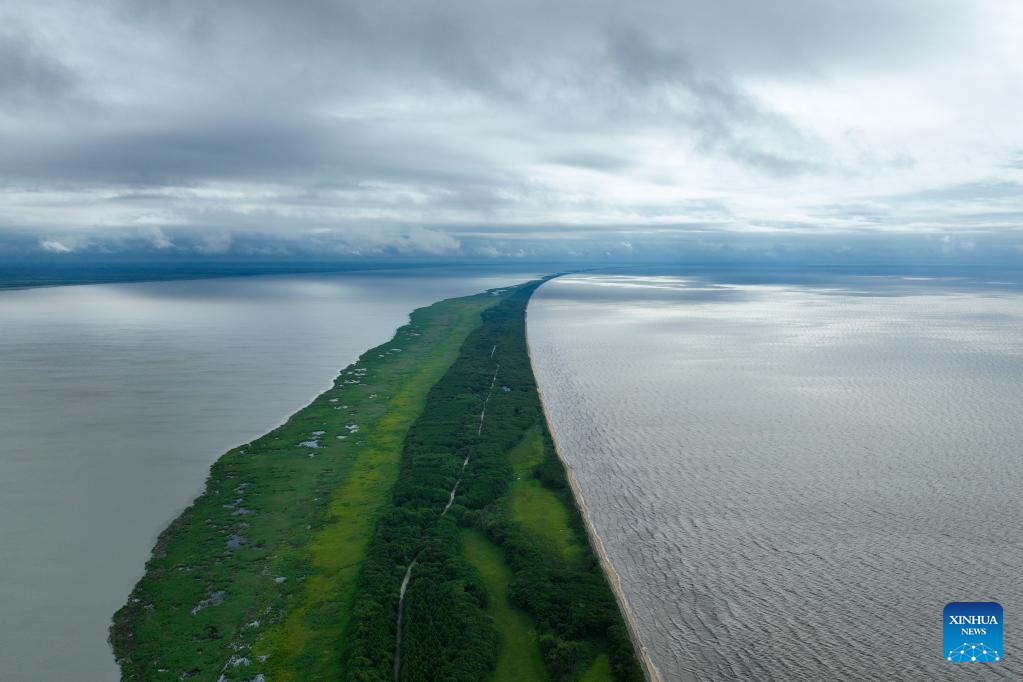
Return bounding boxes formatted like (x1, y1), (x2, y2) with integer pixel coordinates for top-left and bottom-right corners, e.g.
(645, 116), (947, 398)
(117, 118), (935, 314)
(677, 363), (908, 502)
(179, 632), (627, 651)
(580, 654), (613, 682)
(506, 427), (585, 564)
(461, 529), (548, 682)
(111, 290), (502, 681)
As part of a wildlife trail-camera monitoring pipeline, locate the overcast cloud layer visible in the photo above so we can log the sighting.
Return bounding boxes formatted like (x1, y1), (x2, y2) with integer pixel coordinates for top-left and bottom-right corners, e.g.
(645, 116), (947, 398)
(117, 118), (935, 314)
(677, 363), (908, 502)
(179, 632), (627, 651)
(1, 0), (1021, 263)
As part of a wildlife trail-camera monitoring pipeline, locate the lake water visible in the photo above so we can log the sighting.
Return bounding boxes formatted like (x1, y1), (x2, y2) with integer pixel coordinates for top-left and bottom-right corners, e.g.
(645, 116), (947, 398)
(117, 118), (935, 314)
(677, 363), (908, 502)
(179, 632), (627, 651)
(0, 268), (535, 682)
(528, 272), (1023, 681)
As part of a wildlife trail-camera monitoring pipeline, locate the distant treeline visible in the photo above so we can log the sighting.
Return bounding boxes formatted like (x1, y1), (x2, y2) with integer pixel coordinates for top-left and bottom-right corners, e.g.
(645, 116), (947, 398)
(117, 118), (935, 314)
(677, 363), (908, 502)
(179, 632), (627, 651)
(344, 280), (644, 681)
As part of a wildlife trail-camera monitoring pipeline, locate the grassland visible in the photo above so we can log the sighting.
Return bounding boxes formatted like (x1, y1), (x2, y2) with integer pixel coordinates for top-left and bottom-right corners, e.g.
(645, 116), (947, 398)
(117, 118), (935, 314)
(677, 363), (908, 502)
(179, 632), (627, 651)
(461, 529), (547, 682)
(581, 655), (613, 681)
(506, 427), (585, 564)
(110, 289), (501, 681)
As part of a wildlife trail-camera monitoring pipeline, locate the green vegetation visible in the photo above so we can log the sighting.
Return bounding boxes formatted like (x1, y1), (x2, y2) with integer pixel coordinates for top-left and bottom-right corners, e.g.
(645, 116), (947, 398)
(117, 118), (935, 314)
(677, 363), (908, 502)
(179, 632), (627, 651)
(111, 279), (644, 681)
(506, 427), (585, 563)
(461, 529), (547, 682)
(344, 280), (643, 681)
(581, 655), (613, 682)
(110, 290), (499, 681)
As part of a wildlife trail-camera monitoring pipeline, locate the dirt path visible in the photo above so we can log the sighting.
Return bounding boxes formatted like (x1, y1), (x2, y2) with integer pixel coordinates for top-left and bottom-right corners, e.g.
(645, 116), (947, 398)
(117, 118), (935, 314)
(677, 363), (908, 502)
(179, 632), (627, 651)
(393, 359), (500, 680)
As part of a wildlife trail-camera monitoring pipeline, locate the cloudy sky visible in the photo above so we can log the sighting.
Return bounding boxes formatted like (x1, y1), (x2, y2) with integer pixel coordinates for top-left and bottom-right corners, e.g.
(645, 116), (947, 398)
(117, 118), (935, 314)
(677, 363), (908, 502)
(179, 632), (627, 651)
(1, 0), (1022, 263)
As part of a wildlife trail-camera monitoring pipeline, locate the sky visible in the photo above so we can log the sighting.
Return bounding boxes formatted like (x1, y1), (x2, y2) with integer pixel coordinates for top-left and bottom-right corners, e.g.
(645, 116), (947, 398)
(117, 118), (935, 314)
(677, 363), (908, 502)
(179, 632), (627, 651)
(1, 0), (1022, 264)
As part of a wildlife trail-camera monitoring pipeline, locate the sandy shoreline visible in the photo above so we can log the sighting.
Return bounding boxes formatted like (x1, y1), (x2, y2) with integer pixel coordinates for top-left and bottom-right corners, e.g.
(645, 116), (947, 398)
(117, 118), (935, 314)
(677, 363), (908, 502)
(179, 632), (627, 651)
(525, 307), (662, 682)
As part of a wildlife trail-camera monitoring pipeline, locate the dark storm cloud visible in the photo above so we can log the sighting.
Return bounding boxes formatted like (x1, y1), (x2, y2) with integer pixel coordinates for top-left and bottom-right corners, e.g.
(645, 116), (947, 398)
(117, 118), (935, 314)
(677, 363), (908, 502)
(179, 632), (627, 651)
(0, 24), (76, 105)
(0, 0), (1019, 260)
(600, 29), (821, 174)
(0, 2), (819, 186)
(0, 116), (508, 189)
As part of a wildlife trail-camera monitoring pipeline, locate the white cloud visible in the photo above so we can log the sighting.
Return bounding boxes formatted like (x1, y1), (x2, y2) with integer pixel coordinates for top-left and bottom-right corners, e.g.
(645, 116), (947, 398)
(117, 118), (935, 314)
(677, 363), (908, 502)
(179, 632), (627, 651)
(398, 227), (461, 256)
(194, 232), (232, 255)
(39, 238), (74, 253)
(145, 227), (174, 249)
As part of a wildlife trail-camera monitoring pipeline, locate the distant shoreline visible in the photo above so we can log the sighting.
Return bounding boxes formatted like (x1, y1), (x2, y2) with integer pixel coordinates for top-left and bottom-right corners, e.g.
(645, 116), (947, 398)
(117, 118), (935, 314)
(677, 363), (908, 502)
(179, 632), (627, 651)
(525, 300), (663, 682)
(0, 261), (537, 292)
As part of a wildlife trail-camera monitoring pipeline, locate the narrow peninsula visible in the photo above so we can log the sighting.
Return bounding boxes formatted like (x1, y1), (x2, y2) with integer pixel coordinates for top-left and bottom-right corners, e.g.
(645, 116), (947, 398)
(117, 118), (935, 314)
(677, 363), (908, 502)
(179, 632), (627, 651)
(112, 279), (644, 681)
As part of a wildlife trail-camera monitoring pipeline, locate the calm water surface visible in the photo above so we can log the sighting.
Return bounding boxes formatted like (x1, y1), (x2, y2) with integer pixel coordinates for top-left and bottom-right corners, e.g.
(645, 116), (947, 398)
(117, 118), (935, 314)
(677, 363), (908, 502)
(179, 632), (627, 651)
(0, 269), (534, 681)
(528, 272), (1023, 681)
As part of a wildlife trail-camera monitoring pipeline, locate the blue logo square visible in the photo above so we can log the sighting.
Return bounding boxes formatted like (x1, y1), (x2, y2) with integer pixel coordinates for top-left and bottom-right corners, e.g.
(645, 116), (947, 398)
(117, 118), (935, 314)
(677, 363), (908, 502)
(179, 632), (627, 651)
(944, 602), (1002, 662)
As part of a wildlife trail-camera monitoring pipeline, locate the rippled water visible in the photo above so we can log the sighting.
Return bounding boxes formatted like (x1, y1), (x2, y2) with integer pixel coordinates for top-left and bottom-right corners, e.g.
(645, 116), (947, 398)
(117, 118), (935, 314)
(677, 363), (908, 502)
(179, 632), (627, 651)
(528, 273), (1023, 681)
(0, 268), (534, 682)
